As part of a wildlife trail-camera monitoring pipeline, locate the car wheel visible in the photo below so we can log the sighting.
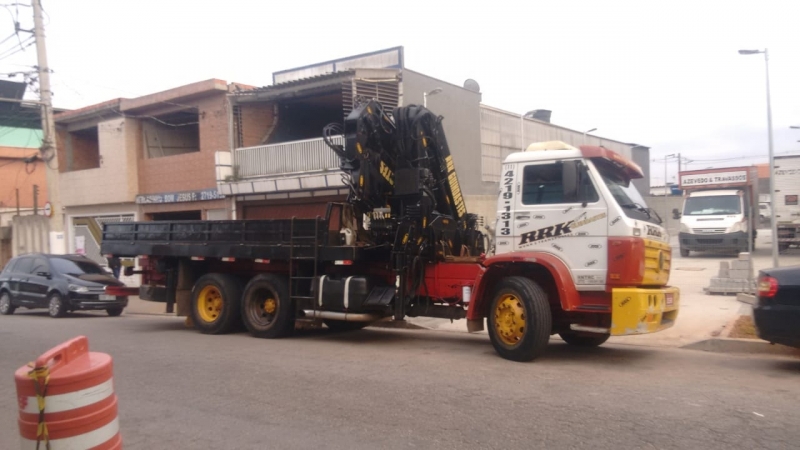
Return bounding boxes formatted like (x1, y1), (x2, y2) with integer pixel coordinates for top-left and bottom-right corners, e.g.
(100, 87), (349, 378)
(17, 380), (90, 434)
(680, 247), (690, 257)
(0, 292), (15, 315)
(106, 307), (124, 317)
(48, 294), (67, 318)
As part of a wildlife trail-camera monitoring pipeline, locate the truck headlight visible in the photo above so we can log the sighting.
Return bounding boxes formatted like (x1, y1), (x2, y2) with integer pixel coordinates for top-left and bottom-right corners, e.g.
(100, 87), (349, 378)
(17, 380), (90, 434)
(680, 223), (691, 234)
(68, 284), (89, 293)
(728, 222), (746, 234)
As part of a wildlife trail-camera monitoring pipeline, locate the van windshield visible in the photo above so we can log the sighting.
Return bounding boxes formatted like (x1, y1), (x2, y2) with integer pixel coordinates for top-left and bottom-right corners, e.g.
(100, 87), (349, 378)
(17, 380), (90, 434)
(683, 195), (741, 216)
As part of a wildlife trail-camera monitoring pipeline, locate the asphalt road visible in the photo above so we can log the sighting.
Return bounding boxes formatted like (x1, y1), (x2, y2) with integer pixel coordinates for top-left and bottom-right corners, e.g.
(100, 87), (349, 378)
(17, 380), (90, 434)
(1, 312), (799, 450)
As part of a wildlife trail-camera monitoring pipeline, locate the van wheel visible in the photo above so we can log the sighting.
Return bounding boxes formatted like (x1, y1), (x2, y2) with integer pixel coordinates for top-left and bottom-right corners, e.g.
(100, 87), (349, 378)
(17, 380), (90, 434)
(241, 274), (294, 339)
(680, 247), (690, 257)
(487, 276), (551, 362)
(558, 331), (610, 347)
(191, 274), (243, 334)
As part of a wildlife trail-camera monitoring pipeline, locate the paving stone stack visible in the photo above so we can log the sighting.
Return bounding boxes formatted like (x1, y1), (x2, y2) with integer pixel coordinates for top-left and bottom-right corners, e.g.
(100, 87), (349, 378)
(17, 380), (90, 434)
(704, 253), (756, 295)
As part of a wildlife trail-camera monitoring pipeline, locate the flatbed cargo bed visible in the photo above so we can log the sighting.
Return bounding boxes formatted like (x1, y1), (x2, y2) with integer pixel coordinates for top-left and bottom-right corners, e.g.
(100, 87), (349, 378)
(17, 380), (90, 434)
(101, 218), (389, 262)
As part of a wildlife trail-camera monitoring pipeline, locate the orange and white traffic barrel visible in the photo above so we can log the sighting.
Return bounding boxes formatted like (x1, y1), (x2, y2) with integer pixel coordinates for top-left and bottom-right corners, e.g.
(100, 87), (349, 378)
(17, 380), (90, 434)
(14, 335), (122, 449)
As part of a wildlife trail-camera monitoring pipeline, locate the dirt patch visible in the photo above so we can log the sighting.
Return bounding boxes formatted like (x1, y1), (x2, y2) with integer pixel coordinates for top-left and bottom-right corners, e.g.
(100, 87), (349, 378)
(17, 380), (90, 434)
(728, 315), (758, 339)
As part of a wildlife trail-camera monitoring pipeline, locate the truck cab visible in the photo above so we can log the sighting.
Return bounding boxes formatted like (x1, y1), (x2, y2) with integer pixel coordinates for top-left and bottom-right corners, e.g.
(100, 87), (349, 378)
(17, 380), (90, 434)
(676, 167), (758, 257)
(495, 141), (671, 290)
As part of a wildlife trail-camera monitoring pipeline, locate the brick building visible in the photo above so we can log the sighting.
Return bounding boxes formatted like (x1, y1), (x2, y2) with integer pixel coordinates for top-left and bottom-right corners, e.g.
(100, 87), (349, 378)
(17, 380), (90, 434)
(54, 79), (248, 272)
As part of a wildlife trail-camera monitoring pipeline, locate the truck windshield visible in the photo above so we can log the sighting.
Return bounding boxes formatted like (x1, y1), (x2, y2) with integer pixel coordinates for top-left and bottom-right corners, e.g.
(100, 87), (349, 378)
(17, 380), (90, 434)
(593, 160), (659, 224)
(683, 196), (741, 216)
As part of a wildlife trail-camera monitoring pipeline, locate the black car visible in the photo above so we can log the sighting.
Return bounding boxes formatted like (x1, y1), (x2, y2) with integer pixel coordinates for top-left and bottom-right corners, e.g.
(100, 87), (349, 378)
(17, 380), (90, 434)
(753, 265), (800, 348)
(0, 253), (129, 318)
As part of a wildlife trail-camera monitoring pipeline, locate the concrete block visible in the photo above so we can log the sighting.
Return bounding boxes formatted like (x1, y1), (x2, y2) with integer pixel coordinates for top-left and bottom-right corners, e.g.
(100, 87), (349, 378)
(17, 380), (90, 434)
(717, 268), (730, 278)
(719, 261), (730, 270)
(729, 269), (752, 280)
(738, 252), (751, 261)
(731, 260), (752, 270)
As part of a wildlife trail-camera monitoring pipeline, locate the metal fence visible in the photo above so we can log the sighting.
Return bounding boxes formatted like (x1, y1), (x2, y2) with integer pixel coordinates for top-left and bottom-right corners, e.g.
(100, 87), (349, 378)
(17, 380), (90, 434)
(235, 136), (343, 179)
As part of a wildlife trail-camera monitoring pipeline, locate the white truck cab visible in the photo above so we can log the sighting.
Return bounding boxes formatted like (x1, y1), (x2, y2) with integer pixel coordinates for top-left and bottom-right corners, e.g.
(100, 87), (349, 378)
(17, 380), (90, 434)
(495, 141), (671, 291)
(676, 167), (758, 257)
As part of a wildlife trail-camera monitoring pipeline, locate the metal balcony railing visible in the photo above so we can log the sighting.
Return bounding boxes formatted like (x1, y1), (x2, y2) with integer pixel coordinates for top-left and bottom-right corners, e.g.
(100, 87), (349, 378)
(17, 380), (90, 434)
(235, 136), (343, 179)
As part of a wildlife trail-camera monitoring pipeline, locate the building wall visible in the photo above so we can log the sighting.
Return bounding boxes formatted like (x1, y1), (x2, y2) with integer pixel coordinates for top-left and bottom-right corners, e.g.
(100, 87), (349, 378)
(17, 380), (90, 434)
(0, 149), (47, 211)
(58, 117), (140, 207)
(239, 103), (276, 148)
(401, 70), (485, 196)
(138, 94), (229, 196)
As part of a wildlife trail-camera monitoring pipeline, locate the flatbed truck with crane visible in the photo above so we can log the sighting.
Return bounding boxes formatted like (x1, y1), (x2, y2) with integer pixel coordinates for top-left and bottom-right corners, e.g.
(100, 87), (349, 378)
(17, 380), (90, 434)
(102, 101), (679, 361)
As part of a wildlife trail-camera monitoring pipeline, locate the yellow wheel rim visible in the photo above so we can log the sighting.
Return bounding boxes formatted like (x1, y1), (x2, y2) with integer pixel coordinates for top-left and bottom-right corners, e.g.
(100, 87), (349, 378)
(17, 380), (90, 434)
(494, 294), (526, 346)
(264, 298), (277, 314)
(197, 285), (224, 323)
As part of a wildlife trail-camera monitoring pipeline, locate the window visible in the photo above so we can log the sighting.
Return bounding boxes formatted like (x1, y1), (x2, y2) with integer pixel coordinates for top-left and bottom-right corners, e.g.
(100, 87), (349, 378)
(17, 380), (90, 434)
(143, 110), (200, 158)
(66, 126), (100, 171)
(31, 258), (49, 275)
(522, 162), (598, 205)
(786, 195), (798, 206)
(2, 258), (18, 274)
(50, 257), (107, 277)
(14, 257), (33, 274)
(683, 196), (741, 216)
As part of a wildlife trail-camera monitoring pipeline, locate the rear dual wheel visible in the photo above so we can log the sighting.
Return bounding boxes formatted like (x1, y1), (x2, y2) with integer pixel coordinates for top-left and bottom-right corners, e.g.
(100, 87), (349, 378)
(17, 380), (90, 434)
(241, 274), (294, 339)
(191, 274), (243, 334)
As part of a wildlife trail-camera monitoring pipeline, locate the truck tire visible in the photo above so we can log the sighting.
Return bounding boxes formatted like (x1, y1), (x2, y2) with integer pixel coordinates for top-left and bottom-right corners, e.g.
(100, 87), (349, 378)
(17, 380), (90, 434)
(324, 320), (369, 332)
(680, 247), (690, 257)
(487, 276), (552, 362)
(558, 331), (610, 347)
(241, 274), (294, 339)
(191, 273), (243, 335)
(106, 307), (124, 317)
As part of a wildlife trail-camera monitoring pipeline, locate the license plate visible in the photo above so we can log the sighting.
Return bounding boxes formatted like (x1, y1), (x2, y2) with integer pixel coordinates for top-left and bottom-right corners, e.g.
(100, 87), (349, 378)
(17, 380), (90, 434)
(665, 293), (674, 306)
(99, 295), (116, 301)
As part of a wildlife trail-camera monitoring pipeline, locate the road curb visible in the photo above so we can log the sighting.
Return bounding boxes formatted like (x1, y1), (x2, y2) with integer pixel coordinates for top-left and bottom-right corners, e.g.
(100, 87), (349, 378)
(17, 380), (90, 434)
(681, 338), (800, 357)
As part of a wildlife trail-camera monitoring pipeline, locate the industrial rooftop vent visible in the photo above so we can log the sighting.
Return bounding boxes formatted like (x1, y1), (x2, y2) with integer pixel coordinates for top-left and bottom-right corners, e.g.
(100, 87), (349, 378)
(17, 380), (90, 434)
(525, 109), (551, 123)
(463, 79), (480, 92)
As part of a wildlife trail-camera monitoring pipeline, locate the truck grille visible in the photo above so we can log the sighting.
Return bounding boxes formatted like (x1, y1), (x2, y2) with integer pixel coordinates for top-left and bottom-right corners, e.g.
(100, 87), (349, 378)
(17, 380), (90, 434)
(696, 238), (723, 244)
(693, 228), (726, 234)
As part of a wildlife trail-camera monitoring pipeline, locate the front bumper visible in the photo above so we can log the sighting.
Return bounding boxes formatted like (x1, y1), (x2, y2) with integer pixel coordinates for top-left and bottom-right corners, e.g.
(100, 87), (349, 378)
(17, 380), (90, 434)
(679, 231), (748, 251)
(67, 294), (129, 311)
(610, 287), (680, 335)
(753, 304), (800, 349)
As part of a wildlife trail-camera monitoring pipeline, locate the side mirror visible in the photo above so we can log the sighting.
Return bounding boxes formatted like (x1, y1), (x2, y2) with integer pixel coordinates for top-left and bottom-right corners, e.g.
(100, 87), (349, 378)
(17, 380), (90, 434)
(562, 161), (581, 203)
(672, 208), (681, 219)
(36, 271), (51, 279)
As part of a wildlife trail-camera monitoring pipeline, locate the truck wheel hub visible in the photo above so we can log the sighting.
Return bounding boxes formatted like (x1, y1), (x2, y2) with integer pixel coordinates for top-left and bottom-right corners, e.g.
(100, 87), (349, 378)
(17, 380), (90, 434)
(495, 295), (526, 345)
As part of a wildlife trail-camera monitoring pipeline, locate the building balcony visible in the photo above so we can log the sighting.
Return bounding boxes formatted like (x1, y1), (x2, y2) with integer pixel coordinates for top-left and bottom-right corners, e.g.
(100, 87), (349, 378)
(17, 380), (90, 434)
(216, 136), (347, 197)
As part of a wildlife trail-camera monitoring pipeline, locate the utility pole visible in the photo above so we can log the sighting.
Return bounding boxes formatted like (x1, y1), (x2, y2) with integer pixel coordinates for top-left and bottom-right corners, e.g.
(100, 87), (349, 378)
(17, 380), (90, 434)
(31, 0), (63, 234)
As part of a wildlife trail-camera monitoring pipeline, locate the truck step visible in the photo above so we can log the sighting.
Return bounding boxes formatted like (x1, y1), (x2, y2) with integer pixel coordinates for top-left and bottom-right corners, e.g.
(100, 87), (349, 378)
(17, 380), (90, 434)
(291, 296), (316, 300)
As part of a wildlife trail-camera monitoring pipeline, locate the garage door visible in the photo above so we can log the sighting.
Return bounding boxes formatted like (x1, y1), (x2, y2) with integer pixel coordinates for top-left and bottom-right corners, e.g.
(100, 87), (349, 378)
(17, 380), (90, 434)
(241, 196), (346, 220)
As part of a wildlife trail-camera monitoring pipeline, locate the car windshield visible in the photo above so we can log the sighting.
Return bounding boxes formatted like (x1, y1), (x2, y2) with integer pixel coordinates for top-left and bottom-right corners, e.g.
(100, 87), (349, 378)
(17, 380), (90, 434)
(593, 160), (660, 224)
(683, 196), (741, 216)
(49, 257), (107, 277)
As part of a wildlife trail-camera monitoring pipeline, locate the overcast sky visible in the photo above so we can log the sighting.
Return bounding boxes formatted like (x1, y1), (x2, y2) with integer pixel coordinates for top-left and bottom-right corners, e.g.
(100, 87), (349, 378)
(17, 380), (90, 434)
(3, 0), (799, 185)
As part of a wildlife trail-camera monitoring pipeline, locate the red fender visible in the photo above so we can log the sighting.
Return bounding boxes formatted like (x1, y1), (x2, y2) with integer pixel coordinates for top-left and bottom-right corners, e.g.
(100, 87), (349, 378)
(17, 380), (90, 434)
(467, 252), (580, 320)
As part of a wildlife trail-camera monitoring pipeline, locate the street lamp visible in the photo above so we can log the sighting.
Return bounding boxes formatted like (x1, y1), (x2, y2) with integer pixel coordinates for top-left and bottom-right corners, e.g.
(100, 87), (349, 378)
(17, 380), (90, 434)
(583, 128), (597, 144)
(423, 88), (443, 108)
(740, 48), (779, 267)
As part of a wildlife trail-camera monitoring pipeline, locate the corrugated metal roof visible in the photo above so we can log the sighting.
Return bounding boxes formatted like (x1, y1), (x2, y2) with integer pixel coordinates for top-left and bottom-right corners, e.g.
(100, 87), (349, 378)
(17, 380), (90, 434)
(233, 70), (357, 97)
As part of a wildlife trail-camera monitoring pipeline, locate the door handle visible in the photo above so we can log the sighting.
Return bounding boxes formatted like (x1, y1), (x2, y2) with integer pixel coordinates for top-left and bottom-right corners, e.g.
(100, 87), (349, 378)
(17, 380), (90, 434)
(515, 214), (530, 220)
